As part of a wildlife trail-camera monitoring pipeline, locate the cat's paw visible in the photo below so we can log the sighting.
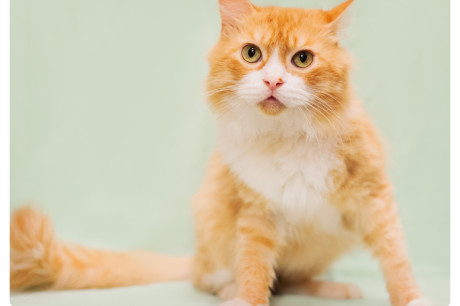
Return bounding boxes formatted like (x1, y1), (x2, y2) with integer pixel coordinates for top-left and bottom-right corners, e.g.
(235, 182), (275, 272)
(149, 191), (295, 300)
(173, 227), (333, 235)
(217, 283), (237, 300)
(406, 297), (434, 306)
(302, 281), (363, 299)
(323, 282), (363, 299)
(219, 299), (251, 306)
(219, 298), (268, 306)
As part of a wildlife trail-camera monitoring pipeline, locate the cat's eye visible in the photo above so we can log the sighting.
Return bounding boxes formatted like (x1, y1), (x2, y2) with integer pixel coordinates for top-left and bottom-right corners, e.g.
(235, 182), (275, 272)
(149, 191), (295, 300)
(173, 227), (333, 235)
(242, 44), (262, 63)
(292, 50), (314, 68)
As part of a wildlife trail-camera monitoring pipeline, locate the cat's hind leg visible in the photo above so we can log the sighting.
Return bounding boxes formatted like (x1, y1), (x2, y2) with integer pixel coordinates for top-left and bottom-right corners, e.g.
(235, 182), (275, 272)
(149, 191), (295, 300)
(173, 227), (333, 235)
(217, 282), (238, 300)
(277, 278), (363, 300)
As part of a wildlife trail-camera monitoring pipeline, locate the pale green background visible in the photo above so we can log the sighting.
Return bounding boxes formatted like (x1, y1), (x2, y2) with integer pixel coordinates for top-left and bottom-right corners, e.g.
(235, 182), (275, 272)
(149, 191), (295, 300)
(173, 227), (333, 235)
(10, 0), (450, 305)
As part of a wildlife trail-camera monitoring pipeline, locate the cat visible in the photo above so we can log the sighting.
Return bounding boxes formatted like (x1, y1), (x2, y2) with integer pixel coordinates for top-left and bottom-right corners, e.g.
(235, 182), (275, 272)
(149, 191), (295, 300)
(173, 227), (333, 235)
(10, 1), (431, 306)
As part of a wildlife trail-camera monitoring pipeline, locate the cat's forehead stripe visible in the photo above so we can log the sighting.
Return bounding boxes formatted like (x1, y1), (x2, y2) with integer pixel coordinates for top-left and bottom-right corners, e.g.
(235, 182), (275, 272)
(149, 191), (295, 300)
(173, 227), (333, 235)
(248, 27), (310, 54)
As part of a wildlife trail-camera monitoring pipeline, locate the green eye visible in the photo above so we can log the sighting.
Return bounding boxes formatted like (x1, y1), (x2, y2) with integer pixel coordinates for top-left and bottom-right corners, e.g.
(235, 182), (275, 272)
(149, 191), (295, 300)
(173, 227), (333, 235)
(292, 50), (314, 68)
(242, 44), (262, 63)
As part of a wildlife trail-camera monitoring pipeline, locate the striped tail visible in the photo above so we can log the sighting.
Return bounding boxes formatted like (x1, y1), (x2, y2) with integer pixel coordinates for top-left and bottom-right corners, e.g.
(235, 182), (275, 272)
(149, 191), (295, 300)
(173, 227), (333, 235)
(10, 207), (192, 291)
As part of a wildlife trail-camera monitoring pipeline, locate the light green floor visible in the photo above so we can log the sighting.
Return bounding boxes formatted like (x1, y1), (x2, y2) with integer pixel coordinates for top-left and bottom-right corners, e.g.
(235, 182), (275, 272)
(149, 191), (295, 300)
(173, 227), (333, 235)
(11, 254), (449, 306)
(10, 274), (448, 306)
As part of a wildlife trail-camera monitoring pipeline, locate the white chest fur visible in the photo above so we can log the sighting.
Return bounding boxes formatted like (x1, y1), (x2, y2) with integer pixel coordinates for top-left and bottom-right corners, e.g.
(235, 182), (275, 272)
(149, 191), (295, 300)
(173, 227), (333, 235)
(217, 118), (344, 232)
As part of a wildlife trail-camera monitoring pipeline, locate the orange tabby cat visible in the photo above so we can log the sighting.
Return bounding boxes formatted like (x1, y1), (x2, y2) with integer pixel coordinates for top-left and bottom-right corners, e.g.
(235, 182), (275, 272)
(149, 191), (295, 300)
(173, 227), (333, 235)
(10, 1), (430, 305)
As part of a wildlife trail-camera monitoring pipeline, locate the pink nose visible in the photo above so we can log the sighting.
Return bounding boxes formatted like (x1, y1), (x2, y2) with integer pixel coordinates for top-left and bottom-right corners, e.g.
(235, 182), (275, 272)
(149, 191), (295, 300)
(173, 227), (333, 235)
(263, 78), (284, 90)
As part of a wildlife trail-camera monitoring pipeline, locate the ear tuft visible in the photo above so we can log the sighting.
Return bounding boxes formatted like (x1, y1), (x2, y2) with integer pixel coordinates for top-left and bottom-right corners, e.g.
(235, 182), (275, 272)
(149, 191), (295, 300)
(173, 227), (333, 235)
(324, 0), (354, 39)
(326, 0), (354, 23)
(219, 0), (255, 34)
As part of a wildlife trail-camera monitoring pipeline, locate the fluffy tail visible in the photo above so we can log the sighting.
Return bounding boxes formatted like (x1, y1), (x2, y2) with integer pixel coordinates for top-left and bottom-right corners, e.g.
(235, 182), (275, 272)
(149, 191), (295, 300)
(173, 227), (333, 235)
(10, 207), (192, 291)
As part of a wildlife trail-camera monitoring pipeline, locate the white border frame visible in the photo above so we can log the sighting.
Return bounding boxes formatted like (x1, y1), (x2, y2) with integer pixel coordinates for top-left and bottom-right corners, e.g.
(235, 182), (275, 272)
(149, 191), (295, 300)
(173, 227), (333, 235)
(450, 0), (457, 305)
(450, 1), (460, 306)
(1, 0), (10, 304)
(2, 1), (455, 306)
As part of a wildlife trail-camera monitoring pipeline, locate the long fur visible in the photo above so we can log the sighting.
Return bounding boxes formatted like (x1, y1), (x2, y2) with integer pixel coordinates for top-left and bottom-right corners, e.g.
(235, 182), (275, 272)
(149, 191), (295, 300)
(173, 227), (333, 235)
(10, 207), (191, 290)
(10, 1), (428, 306)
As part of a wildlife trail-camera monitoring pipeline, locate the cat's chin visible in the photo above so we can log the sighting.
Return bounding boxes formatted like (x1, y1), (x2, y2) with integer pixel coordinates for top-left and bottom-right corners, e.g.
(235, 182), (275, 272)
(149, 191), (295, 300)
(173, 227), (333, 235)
(257, 97), (286, 116)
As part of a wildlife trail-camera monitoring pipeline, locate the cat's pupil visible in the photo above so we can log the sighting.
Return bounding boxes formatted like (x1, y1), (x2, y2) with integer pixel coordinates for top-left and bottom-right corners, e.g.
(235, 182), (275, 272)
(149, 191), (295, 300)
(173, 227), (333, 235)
(299, 52), (307, 62)
(248, 47), (256, 58)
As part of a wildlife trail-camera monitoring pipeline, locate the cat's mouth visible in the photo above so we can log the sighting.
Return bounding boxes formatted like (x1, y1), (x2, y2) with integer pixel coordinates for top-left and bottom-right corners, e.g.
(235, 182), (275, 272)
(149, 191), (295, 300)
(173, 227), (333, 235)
(257, 96), (286, 116)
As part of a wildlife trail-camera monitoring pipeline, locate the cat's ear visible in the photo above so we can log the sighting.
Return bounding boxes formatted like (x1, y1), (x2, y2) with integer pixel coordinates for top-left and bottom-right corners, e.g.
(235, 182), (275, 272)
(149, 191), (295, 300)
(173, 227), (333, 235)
(218, 0), (255, 34)
(325, 0), (354, 38)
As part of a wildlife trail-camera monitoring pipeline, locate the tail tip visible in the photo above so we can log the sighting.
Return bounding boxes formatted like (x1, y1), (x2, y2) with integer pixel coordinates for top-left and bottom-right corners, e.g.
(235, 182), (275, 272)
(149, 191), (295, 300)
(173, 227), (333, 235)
(11, 206), (55, 250)
(10, 206), (58, 290)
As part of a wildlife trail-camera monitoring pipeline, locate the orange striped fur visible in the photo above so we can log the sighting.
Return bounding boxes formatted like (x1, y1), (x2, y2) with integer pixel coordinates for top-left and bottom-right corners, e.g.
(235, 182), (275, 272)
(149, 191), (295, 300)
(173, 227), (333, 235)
(10, 207), (191, 290)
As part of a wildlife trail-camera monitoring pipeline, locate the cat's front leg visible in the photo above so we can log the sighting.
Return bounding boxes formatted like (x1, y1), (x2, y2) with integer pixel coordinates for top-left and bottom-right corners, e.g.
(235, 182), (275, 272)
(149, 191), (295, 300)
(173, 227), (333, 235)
(220, 205), (278, 306)
(361, 192), (425, 306)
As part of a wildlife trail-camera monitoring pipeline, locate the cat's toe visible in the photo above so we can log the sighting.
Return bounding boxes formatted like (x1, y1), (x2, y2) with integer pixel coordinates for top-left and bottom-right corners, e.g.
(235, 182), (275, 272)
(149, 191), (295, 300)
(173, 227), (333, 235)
(217, 283), (237, 300)
(406, 297), (434, 306)
(306, 281), (363, 299)
(344, 283), (363, 299)
(219, 298), (268, 306)
(219, 298), (251, 306)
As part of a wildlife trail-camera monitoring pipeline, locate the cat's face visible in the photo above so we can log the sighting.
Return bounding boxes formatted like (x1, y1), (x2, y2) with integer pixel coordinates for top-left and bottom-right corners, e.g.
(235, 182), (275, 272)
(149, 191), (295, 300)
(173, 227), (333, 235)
(207, 0), (353, 127)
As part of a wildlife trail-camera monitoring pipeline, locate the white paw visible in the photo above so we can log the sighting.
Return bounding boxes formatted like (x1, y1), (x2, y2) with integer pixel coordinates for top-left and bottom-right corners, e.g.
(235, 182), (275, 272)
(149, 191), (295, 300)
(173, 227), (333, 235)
(345, 283), (364, 299)
(217, 283), (237, 300)
(219, 299), (252, 306)
(406, 297), (434, 306)
(219, 298), (268, 306)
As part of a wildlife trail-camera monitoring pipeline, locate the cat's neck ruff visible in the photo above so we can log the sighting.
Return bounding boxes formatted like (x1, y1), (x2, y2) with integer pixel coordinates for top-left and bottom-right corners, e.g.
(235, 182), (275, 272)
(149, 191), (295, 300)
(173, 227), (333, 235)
(216, 101), (322, 140)
(216, 105), (345, 228)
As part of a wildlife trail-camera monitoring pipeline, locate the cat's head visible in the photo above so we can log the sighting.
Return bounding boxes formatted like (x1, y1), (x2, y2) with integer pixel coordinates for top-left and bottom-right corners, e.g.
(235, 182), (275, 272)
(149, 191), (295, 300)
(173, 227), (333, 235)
(207, 0), (354, 133)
